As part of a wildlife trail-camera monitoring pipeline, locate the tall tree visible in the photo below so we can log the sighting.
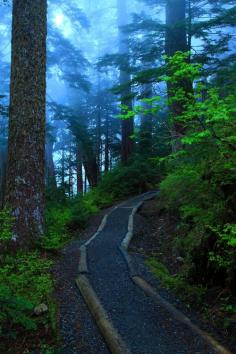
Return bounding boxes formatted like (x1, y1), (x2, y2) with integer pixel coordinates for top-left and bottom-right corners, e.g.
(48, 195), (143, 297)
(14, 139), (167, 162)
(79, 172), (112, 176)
(6, 0), (47, 246)
(165, 0), (188, 57)
(165, 0), (192, 151)
(117, 0), (134, 165)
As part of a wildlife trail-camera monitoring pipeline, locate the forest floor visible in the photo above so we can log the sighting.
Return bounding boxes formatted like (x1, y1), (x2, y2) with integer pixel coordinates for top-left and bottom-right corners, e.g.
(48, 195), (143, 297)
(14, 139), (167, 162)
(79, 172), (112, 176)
(53, 193), (232, 354)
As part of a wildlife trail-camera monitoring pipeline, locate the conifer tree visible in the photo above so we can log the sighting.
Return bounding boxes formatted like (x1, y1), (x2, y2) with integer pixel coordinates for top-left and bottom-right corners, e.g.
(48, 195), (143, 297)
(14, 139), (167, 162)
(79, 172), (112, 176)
(6, 0), (47, 246)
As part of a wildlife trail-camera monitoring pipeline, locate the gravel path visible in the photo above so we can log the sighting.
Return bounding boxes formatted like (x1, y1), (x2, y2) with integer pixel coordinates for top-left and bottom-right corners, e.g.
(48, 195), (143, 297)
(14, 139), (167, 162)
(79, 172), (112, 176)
(86, 193), (218, 354)
(53, 214), (110, 353)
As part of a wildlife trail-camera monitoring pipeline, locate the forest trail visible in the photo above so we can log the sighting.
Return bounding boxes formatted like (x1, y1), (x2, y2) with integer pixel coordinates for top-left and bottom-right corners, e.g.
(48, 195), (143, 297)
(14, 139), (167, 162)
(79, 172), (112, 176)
(76, 193), (221, 354)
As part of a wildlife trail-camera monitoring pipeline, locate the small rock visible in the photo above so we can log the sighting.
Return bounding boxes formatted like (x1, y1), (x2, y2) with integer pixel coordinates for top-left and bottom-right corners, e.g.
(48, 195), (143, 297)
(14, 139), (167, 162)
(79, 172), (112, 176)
(176, 256), (185, 263)
(34, 303), (48, 316)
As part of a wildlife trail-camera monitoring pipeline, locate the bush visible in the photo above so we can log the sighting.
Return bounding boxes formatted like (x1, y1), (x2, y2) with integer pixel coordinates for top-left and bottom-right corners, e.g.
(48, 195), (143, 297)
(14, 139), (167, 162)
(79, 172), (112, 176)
(98, 158), (159, 199)
(158, 53), (236, 296)
(146, 258), (206, 304)
(39, 207), (73, 250)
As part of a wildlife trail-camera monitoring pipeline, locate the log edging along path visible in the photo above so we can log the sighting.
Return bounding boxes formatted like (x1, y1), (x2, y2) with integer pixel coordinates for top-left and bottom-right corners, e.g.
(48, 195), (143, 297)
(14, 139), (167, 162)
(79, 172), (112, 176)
(75, 192), (232, 354)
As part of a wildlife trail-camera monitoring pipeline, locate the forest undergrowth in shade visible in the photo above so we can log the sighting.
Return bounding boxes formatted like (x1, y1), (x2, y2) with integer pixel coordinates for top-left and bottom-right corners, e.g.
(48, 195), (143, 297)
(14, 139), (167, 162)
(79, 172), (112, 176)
(0, 0), (236, 352)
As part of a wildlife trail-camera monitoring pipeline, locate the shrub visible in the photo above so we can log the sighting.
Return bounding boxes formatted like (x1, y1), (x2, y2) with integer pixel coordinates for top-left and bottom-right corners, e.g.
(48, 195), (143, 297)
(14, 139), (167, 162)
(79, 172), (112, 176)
(39, 207), (73, 250)
(98, 158), (159, 199)
(0, 252), (53, 336)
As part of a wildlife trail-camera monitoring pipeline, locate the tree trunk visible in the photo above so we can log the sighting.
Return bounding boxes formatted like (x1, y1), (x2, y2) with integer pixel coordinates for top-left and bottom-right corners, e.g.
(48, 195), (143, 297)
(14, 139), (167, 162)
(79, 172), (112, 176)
(165, 0), (192, 151)
(139, 83), (153, 156)
(68, 143), (73, 198)
(117, 0), (134, 165)
(0, 144), (7, 208)
(84, 173), (87, 194)
(76, 148), (83, 195)
(45, 140), (57, 189)
(96, 75), (102, 180)
(6, 0), (47, 246)
(165, 0), (188, 57)
(83, 157), (98, 188)
(104, 115), (109, 173)
(61, 147), (65, 190)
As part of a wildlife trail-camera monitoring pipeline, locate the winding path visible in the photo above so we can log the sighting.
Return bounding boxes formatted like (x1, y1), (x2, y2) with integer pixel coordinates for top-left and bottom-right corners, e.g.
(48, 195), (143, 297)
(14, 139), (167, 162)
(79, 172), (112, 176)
(76, 193), (229, 354)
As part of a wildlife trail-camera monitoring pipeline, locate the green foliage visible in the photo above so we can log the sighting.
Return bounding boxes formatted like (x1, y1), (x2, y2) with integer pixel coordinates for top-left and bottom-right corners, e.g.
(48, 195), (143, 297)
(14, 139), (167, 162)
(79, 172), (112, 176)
(40, 207), (73, 250)
(98, 159), (159, 199)
(207, 225), (236, 274)
(0, 208), (14, 242)
(146, 258), (206, 304)
(0, 252), (53, 336)
(155, 52), (236, 295)
(42, 188), (113, 251)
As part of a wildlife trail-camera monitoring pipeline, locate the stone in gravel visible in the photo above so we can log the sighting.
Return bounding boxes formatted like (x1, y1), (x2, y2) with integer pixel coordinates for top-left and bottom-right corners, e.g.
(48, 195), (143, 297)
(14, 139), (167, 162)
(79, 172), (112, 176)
(34, 303), (48, 316)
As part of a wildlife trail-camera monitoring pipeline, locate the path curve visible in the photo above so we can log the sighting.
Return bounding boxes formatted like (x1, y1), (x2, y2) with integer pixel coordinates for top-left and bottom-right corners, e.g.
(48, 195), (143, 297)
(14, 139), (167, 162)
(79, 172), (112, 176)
(77, 193), (230, 354)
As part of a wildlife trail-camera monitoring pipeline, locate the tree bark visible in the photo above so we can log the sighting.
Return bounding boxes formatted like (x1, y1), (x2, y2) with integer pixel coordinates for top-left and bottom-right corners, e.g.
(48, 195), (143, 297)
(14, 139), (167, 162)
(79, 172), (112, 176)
(0, 144), (7, 208)
(96, 74), (102, 180)
(117, 0), (134, 165)
(165, 0), (192, 151)
(45, 140), (57, 189)
(68, 142), (73, 198)
(165, 0), (188, 57)
(83, 157), (98, 188)
(104, 115), (110, 173)
(61, 147), (65, 190)
(6, 0), (47, 246)
(76, 148), (83, 195)
(139, 83), (153, 156)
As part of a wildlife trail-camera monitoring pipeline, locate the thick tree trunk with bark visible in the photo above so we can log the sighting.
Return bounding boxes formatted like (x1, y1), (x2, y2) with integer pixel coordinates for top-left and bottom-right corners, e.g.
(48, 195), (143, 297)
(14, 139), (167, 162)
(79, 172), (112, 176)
(117, 0), (134, 165)
(6, 0), (47, 246)
(0, 144), (7, 208)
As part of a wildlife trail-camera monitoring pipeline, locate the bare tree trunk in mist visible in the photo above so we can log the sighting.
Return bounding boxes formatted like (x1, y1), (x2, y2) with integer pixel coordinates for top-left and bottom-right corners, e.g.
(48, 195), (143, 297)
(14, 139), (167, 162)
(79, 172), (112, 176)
(83, 157), (98, 188)
(6, 0), (47, 247)
(84, 173), (87, 194)
(117, 0), (134, 165)
(61, 147), (66, 190)
(96, 96), (101, 180)
(139, 83), (153, 156)
(104, 115), (109, 173)
(68, 142), (73, 198)
(165, 0), (192, 152)
(76, 148), (83, 195)
(46, 140), (57, 189)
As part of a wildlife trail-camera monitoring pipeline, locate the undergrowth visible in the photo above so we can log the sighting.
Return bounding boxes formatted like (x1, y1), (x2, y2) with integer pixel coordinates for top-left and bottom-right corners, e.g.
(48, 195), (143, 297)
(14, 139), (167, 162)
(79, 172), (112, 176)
(146, 258), (206, 306)
(41, 158), (159, 251)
